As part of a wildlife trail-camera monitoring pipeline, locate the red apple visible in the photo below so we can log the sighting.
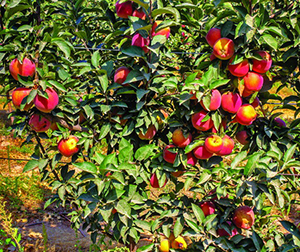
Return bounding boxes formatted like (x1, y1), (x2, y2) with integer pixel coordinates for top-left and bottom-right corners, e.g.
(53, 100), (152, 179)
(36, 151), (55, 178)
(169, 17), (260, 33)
(251, 97), (260, 108)
(200, 89), (222, 111)
(218, 135), (234, 156)
(132, 33), (150, 53)
(172, 128), (192, 148)
(232, 205), (255, 229)
(243, 72), (264, 92)
(193, 145), (213, 160)
(34, 88), (59, 113)
(29, 114), (51, 132)
(205, 28), (221, 47)
(228, 58), (249, 77)
(114, 66), (131, 85)
(221, 92), (242, 114)
(191, 110), (214, 131)
(213, 38), (235, 60)
(204, 135), (224, 154)
(132, 9), (146, 20)
(9, 57), (36, 81)
(252, 51), (272, 74)
(236, 104), (257, 126)
(58, 135), (80, 157)
(187, 152), (197, 166)
(163, 144), (178, 164)
(217, 221), (238, 237)
(150, 173), (167, 188)
(236, 130), (250, 145)
(115, 0), (133, 19)
(138, 125), (157, 140)
(11, 87), (33, 111)
(151, 21), (171, 39)
(200, 201), (216, 217)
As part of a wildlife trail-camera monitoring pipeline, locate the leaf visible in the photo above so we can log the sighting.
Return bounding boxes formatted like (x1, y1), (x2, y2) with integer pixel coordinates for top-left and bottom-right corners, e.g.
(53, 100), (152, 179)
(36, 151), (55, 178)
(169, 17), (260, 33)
(91, 51), (100, 68)
(280, 221), (300, 240)
(231, 151), (247, 169)
(283, 144), (297, 163)
(209, 79), (230, 89)
(192, 203), (205, 224)
(48, 80), (67, 92)
(23, 160), (38, 172)
(244, 152), (261, 176)
(136, 89), (150, 102)
(99, 123), (111, 140)
(123, 70), (145, 85)
(261, 34), (278, 50)
(116, 199), (131, 219)
(73, 162), (97, 174)
(122, 46), (145, 58)
(52, 38), (73, 58)
(173, 216), (184, 238)
(135, 144), (155, 161)
(252, 231), (264, 251)
(151, 7), (180, 22)
(136, 244), (154, 252)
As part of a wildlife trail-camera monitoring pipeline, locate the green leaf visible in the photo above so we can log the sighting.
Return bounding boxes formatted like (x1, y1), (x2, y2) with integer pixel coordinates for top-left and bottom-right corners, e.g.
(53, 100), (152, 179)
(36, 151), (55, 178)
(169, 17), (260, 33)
(280, 221), (300, 240)
(99, 123), (111, 140)
(116, 199), (131, 219)
(135, 144), (155, 161)
(173, 216), (184, 238)
(123, 70), (145, 85)
(261, 34), (278, 50)
(23, 160), (38, 172)
(209, 79), (230, 89)
(151, 7), (180, 22)
(73, 162), (97, 174)
(244, 152), (261, 176)
(98, 74), (109, 93)
(52, 38), (73, 58)
(283, 144), (297, 163)
(48, 80), (67, 92)
(192, 203), (205, 224)
(136, 89), (150, 102)
(122, 46), (145, 58)
(136, 244), (154, 252)
(231, 151), (247, 169)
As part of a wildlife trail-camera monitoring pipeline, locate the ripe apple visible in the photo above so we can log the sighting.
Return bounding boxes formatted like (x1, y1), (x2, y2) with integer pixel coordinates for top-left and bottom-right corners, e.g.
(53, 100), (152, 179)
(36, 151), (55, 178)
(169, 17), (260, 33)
(193, 145), (213, 160)
(172, 128), (192, 148)
(252, 51), (272, 73)
(236, 104), (257, 125)
(204, 135), (224, 153)
(28, 114), (51, 132)
(58, 135), (80, 157)
(171, 236), (187, 250)
(251, 97), (260, 108)
(191, 110), (214, 131)
(11, 87), (33, 111)
(34, 87), (59, 113)
(138, 125), (157, 140)
(205, 28), (221, 47)
(114, 66), (131, 85)
(218, 135), (234, 156)
(200, 89), (221, 111)
(159, 238), (170, 252)
(132, 33), (150, 53)
(163, 144), (178, 164)
(132, 9), (146, 20)
(228, 58), (249, 77)
(232, 205), (255, 229)
(115, 0), (133, 19)
(150, 173), (167, 188)
(9, 57), (36, 80)
(243, 72), (264, 92)
(221, 92), (242, 114)
(187, 152), (197, 166)
(213, 38), (235, 60)
(236, 130), (250, 145)
(217, 221), (238, 237)
(151, 21), (171, 39)
(200, 201), (216, 217)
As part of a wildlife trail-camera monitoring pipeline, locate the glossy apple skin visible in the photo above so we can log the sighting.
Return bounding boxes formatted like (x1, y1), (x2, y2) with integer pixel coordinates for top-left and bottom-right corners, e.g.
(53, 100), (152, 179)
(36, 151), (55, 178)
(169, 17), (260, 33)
(29, 114), (51, 132)
(221, 92), (242, 114)
(151, 21), (170, 39)
(200, 201), (216, 217)
(217, 221), (238, 237)
(187, 152), (197, 166)
(236, 104), (257, 126)
(171, 236), (187, 250)
(114, 66), (131, 85)
(228, 58), (249, 77)
(205, 135), (224, 154)
(236, 130), (250, 145)
(132, 33), (150, 53)
(251, 97), (260, 108)
(205, 28), (221, 47)
(150, 173), (167, 188)
(9, 58), (36, 80)
(213, 38), (235, 60)
(138, 125), (157, 140)
(252, 51), (272, 73)
(11, 87), (33, 111)
(218, 135), (234, 156)
(58, 135), (80, 157)
(159, 239), (170, 252)
(34, 88), (59, 113)
(172, 128), (192, 148)
(232, 205), (255, 229)
(243, 72), (264, 92)
(274, 117), (286, 127)
(193, 145), (213, 160)
(200, 89), (222, 111)
(163, 144), (177, 164)
(132, 9), (146, 20)
(115, 0), (133, 19)
(191, 110), (213, 131)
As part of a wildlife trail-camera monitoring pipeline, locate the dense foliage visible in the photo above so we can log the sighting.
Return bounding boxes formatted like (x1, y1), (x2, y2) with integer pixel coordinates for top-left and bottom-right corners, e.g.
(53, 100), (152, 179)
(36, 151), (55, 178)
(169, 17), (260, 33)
(0, 0), (300, 251)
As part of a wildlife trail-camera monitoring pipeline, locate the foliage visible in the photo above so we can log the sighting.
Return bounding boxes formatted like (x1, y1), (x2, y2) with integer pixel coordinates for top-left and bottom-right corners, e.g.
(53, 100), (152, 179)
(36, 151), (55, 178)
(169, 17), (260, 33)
(0, 0), (299, 251)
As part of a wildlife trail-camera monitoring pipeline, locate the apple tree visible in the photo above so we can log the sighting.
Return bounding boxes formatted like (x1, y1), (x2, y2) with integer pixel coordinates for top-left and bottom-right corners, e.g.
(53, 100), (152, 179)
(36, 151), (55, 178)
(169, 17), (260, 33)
(1, 0), (300, 251)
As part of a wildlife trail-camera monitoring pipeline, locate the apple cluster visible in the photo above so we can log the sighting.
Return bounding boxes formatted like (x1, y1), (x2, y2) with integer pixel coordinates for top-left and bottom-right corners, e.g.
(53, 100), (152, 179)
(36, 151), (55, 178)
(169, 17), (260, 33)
(9, 57), (79, 157)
